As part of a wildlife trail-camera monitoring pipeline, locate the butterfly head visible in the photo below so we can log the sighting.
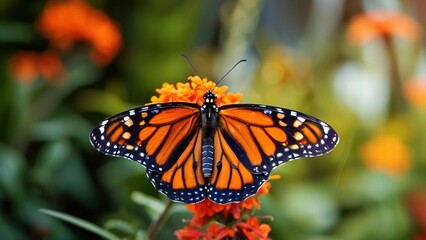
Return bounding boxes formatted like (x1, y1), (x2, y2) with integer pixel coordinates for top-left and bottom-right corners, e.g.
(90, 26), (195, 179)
(202, 90), (218, 108)
(203, 90), (217, 102)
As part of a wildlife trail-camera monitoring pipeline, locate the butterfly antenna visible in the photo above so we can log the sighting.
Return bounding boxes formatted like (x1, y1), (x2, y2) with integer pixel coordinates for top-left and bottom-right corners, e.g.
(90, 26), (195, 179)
(214, 59), (247, 90)
(181, 53), (202, 77)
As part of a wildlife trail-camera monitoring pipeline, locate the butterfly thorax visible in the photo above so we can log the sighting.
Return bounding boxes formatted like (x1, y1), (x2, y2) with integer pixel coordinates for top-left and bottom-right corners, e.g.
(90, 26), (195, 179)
(200, 90), (218, 138)
(200, 90), (218, 177)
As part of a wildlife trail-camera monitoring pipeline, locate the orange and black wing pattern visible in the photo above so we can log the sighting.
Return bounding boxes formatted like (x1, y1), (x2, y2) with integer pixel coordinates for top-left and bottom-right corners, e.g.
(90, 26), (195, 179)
(207, 104), (338, 202)
(207, 128), (270, 203)
(90, 101), (339, 204)
(146, 129), (207, 203)
(90, 103), (207, 203)
(218, 104), (338, 173)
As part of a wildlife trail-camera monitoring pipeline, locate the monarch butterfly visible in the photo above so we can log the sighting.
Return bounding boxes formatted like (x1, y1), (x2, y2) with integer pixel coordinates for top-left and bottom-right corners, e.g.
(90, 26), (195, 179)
(90, 75), (338, 204)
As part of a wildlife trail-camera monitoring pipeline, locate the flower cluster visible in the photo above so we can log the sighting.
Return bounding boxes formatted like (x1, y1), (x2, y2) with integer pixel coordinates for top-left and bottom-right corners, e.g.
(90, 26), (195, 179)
(9, 0), (122, 84)
(359, 135), (412, 177)
(175, 182), (272, 240)
(8, 50), (63, 84)
(347, 10), (420, 46)
(151, 77), (272, 239)
(151, 76), (243, 107)
(37, 0), (122, 66)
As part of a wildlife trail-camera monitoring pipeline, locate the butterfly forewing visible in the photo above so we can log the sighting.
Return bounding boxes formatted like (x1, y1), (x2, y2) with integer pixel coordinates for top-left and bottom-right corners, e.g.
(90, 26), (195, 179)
(90, 103), (201, 172)
(218, 104), (339, 173)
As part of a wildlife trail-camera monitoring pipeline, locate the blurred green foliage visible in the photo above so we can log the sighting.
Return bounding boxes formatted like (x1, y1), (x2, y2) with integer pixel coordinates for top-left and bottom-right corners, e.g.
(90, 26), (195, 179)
(1, 0), (426, 239)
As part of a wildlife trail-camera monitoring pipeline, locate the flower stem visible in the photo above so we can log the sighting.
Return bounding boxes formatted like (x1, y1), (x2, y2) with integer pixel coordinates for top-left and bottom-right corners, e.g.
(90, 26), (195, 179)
(383, 35), (404, 115)
(147, 199), (173, 239)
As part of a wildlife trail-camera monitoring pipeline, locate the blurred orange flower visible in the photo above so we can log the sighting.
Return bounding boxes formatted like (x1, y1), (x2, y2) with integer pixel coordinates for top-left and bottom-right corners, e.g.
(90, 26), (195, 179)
(359, 135), (412, 177)
(403, 76), (426, 109)
(8, 50), (63, 84)
(347, 10), (421, 46)
(37, 0), (122, 66)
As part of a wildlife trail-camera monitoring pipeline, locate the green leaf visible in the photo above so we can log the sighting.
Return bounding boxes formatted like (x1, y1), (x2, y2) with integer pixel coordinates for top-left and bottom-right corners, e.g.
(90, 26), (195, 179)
(104, 219), (134, 235)
(0, 21), (36, 43)
(135, 229), (149, 240)
(0, 144), (26, 199)
(32, 141), (97, 205)
(39, 209), (120, 240)
(31, 113), (92, 142)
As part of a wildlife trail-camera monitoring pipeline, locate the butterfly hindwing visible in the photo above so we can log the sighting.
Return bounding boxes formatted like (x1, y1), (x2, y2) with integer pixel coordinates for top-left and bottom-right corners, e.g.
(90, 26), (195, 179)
(207, 129), (270, 203)
(146, 129), (207, 204)
(218, 104), (339, 173)
(90, 102), (201, 172)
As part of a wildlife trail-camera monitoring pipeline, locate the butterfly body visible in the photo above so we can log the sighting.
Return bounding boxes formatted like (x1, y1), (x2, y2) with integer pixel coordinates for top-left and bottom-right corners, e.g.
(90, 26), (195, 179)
(90, 88), (338, 204)
(200, 91), (218, 177)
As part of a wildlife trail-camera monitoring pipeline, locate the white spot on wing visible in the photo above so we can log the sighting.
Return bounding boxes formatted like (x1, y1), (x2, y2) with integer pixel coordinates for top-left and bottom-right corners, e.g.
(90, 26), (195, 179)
(323, 126), (330, 134)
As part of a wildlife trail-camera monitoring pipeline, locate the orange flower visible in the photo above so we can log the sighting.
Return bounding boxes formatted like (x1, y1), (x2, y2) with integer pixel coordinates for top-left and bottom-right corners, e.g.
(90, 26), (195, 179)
(8, 50), (63, 84)
(347, 10), (421, 46)
(404, 76), (426, 109)
(205, 222), (236, 240)
(359, 135), (412, 177)
(234, 216), (271, 240)
(176, 182), (272, 239)
(151, 76), (243, 107)
(187, 182), (270, 226)
(176, 217), (271, 240)
(37, 0), (122, 66)
(174, 226), (205, 240)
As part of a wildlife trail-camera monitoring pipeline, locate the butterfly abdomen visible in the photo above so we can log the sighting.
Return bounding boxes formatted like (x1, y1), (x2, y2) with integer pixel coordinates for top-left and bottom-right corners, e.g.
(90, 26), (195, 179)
(202, 137), (214, 177)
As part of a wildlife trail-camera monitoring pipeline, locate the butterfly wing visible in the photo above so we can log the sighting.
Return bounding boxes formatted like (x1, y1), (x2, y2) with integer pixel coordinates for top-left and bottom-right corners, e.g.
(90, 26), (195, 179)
(206, 104), (338, 203)
(207, 128), (270, 203)
(90, 101), (338, 204)
(146, 129), (207, 203)
(218, 104), (339, 173)
(217, 104), (339, 174)
(90, 103), (207, 203)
